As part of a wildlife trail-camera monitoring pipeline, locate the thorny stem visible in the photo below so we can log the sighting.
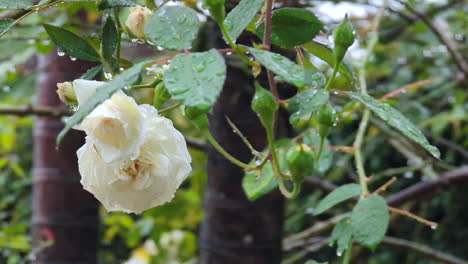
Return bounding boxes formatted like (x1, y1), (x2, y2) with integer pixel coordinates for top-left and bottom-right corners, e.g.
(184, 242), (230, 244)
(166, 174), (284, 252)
(205, 131), (251, 169)
(219, 23), (256, 67)
(353, 0), (387, 198)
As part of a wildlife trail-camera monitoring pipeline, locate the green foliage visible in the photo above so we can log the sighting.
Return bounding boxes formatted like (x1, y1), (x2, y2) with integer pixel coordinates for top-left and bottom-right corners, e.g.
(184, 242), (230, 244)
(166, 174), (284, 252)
(351, 195), (389, 249)
(0, 0), (35, 9)
(80, 65), (104, 80)
(163, 49), (226, 110)
(101, 17), (118, 67)
(256, 8), (323, 47)
(249, 48), (305, 88)
(329, 217), (353, 256)
(243, 161), (277, 201)
(347, 92), (440, 158)
(223, 0), (263, 41)
(144, 6), (200, 50)
(302, 41), (355, 83)
(288, 89), (329, 125)
(0, 19), (15, 38)
(43, 24), (100, 61)
(314, 184), (361, 215)
(202, 0), (225, 24)
(97, 0), (139, 11)
(57, 60), (149, 144)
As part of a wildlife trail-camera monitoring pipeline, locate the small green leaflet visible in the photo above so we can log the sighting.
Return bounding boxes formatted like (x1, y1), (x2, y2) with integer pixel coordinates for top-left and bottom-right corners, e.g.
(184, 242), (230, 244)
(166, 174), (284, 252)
(256, 8), (323, 47)
(102, 17), (118, 65)
(249, 48), (305, 88)
(302, 41), (355, 83)
(351, 195), (389, 249)
(43, 24), (100, 62)
(163, 49), (226, 110)
(223, 0), (263, 41)
(346, 92), (440, 158)
(0, 19), (15, 38)
(242, 161), (277, 201)
(80, 65), (104, 80)
(314, 184), (361, 215)
(330, 217), (353, 256)
(97, 0), (139, 10)
(288, 89), (329, 125)
(145, 6), (200, 50)
(303, 130), (333, 173)
(57, 60), (149, 145)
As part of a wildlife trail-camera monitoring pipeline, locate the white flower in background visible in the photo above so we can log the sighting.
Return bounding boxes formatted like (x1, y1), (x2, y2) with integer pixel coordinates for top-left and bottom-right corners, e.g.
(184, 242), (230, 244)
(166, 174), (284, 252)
(124, 239), (159, 264)
(68, 80), (191, 214)
(125, 6), (153, 38)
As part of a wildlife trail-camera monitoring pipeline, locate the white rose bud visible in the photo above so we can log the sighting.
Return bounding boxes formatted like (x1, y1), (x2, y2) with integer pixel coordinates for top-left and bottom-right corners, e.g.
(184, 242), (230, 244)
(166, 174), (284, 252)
(73, 80), (192, 214)
(56, 81), (77, 105)
(125, 6), (153, 39)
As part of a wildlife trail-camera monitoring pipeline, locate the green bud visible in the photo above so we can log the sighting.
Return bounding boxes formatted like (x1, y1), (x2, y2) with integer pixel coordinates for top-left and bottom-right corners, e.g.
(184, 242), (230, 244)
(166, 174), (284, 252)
(251, 84), (278, 129)
(203, 0), (225, 24)
(333, 16), (355, 65)
(152, 82), (170, 109)
(317, 104), (337, 138)
(286, 145), (315, 183)
(56, 81), (77, 106)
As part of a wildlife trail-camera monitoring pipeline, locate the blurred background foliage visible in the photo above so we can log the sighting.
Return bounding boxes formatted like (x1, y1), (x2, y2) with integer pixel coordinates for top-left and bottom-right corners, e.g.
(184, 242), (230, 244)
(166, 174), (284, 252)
(0, 0), (466, 263)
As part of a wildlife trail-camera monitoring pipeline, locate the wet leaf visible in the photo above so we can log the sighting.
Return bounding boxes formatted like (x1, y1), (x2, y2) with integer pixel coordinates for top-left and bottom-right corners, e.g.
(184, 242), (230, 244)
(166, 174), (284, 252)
(314, 184), (361, 215)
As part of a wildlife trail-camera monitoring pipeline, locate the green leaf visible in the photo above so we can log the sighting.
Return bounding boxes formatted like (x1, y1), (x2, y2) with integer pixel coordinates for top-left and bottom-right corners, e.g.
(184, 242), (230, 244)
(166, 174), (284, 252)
(145, 6), (200, 50)
(346, 92), (440, 158)
(288, 89), (329, 125)
(256, 8), (323, 47)
(57, 60), (149, 145)
(242, 161), (277, 201)
(80, 65), (104, 80)
(43, 24), (100, 61)
(249, 48), (305, 88)
(0, 0), (34, 9)
(303, 130), (333, 173)
(314, 184), (361, 215)
(0, 19), (15, 38)
(223, 0), (263, 41)
(302, 41), (355, 82)
(97, 0), (139, 10)
(351, 195), (389, 249)
(163, 49), (226, 110)
(102, 17), (118, 63)
(330, 217), (353, 256)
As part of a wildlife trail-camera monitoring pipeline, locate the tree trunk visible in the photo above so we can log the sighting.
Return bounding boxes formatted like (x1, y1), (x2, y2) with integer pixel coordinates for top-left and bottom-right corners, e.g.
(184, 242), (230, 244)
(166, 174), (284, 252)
(31, 50), (99, 264)
(199, 19), (285, 264)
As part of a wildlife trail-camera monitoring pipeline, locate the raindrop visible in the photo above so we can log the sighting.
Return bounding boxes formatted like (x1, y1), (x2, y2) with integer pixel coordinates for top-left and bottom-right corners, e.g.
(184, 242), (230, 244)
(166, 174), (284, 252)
(337, 251), (342, 257)
(403, 172), (414, 179)
(57, 48), (65, 56)
(224, 20), (233, 30)
(104, 71), (113, 80)
(178, 16), (187, 24)
(157, 46), (164, 51)
(226, 52), (233, 55)
(431, 225), (437, 230)
(272, 54), (283, 61)
(119, 67), (124, 71)
(123, 85), (131, 90)
(70, 56), (77, 61)
(196, 64), (205, 72)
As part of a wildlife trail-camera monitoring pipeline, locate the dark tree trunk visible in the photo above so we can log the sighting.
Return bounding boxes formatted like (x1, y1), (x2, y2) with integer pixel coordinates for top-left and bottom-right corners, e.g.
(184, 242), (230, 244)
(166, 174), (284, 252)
(199, 16), (285, 264)
(31, 50), (99, 264)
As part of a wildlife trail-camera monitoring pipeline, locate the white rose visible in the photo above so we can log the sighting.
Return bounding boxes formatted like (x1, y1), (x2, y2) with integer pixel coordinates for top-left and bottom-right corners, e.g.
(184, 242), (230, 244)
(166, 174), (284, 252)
(72, 80), (191, 214)
(125, 6), (153, 39)
(72, 79), (145, 163)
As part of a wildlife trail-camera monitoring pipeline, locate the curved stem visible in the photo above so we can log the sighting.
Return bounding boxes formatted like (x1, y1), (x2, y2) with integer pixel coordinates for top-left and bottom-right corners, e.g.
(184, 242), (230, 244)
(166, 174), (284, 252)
(342, 238), (353, 264)
(158, 102), (181, 115)
(205, 131), (251, 169)
(353, 109), (371, 197)
(324, 65), (339, 90)
(219, 23), (256, 67)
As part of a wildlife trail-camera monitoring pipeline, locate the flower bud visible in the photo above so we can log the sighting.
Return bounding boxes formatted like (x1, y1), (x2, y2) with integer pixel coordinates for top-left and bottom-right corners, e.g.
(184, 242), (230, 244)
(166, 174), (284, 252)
(333, 16), (355, 65)
(56, 81), (77, 106)
(286, 144), (315, 183)
(202, 0), (225, 24)
(317, 104), (337, 138)
(252, 84), (278, 129)
(152, 82), (170, 109)
(125, 6), (153, 38)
